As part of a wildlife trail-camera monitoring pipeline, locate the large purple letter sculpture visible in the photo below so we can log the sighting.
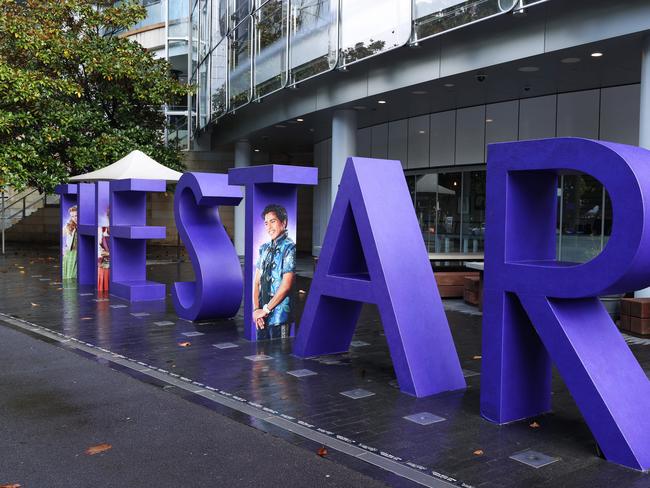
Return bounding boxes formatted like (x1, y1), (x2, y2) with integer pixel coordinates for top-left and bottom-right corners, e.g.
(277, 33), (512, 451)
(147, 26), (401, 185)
(293, 157), (465, 398)
(172, 172), (243, 321)
(54, 184), (78, 281)
(482, 138), (650, 470)
(76, 182), (107, 287)
(228, 165), (318, 341)
(109, 179), (167, 301)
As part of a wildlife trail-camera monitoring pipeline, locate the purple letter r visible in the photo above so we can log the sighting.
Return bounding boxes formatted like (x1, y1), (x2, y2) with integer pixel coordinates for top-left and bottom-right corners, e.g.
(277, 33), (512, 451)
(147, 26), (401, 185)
(482, 138), (650, 470)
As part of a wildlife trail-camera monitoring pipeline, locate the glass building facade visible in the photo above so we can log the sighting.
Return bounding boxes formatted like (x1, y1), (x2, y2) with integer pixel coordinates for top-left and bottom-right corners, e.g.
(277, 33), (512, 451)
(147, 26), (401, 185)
(126, 0), (643, 263)
(407, 170), (613, 263)
(311, 78), (635, 262)
(189, 0), (552, 130)
(122, 0), (192, 149)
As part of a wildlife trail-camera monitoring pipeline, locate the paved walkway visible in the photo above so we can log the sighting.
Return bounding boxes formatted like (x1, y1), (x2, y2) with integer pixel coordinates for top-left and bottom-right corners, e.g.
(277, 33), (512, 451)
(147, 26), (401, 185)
(1, 246), (649, 487)
(0, 320), (389, 488)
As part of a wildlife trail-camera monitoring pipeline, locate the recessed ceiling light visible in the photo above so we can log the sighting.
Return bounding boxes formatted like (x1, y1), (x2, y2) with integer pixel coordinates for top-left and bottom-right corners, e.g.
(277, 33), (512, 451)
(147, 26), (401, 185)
(518, 66), (540, 72)
(296, 118), (304, 122)
(561, 57), (581, 64)
(353, 105), (367, 110)
(486, 119), (493, 123)
(377, 100), (387, 104)
(254, 149), (260, 152)
(275, 124), (286, 128)
(418, 130), (426, 134)
(591, 52), (603, 58)
(412, 90), (428, 95)
(444, 83), (455, 88)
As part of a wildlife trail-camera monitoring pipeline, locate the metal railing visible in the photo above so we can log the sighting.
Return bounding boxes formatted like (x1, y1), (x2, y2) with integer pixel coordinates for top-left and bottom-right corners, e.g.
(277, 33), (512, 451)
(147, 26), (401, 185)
(190, 0), (553, 128)
(1, 188), (58, 254)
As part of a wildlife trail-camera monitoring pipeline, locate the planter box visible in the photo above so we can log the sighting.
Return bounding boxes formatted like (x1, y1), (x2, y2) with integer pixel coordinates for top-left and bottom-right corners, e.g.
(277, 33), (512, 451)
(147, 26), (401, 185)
(621, 298), (650, 319)
(434, 271), (480, 299)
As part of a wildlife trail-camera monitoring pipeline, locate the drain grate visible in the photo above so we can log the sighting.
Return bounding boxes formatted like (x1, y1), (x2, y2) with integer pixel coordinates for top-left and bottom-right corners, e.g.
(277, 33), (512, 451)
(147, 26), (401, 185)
(340, 388), (375, 399)
(403, 412), (446, 426)
(181, 331), (204, 337)
(287, 369), (318, 377)
(244, 354), (273, 362)
(510, 449), (560, 468)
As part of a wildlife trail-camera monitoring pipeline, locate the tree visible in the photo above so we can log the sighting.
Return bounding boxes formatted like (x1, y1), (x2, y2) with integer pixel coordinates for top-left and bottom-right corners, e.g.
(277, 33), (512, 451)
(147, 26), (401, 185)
(0, 0), (191, 192)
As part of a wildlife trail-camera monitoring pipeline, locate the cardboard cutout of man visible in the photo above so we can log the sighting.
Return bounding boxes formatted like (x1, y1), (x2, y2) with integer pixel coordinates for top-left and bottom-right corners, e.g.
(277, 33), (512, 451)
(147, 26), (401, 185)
(62, 205), (78, 280)
(252, 204), (296, 340)
(97, 211), (110, 292)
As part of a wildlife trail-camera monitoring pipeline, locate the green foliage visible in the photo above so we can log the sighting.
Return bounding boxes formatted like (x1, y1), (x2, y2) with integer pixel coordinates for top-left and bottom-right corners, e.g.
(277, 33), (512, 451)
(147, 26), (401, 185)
(0, 0), (191, 192)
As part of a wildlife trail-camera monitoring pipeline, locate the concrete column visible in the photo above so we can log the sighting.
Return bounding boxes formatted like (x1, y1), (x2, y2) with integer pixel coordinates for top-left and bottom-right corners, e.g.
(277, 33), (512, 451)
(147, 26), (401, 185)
(635, 36), (650, 298)
(330, 109), (357, 208)
(640, 36), (650, 149)
(234, 139), (250, 256)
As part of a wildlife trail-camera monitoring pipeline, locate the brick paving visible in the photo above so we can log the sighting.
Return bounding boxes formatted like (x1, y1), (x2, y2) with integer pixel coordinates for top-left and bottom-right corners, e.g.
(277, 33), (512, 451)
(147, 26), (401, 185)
(1, 246), (649, 487)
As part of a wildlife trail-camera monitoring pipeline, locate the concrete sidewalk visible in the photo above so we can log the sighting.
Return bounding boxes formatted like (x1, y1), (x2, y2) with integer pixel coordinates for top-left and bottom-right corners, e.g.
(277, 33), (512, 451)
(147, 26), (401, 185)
(0, 324), (388, 488)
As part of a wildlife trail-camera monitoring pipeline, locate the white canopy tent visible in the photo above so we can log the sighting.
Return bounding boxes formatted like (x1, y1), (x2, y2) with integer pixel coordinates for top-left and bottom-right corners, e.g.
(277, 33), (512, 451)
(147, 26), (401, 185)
(415, 173), (456, 195)
(68, 149), (183, 258)
(69, 150), (182, 182)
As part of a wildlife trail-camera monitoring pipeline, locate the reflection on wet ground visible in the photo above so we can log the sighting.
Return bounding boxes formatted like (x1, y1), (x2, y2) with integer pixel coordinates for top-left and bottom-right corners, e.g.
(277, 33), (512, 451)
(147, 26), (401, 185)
(1, 246), (649, 488)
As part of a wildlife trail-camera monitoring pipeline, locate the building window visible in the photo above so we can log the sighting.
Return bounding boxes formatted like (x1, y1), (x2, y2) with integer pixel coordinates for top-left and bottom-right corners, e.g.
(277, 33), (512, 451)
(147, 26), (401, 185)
(557, 173), (611, 263)
(413, 0), (517, 42)
(254, 0), (288, 98)
(211, 39), (228, 119)
(228, 16), (252, 109)
(288, 0), (337, 84)
(339, 0), (411, 66)
(409, 170), (485, 255)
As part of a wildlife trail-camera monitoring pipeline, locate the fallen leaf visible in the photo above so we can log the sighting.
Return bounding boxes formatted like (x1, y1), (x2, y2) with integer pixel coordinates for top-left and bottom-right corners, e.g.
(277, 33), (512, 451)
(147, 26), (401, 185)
(472, 355), (482, 360)
(30, 303), (39, 307)
(178, 341), (191, 347)
(85, 443), (112, 455)
(529, 421), (540, 429)
(473, 449), (484, 456)
(317, 446), (328, 457)
(0, 484), (22, 488)
(17, 266), (24, 269)
(81, 317), (92, 321)
(19, 271), (25, 274)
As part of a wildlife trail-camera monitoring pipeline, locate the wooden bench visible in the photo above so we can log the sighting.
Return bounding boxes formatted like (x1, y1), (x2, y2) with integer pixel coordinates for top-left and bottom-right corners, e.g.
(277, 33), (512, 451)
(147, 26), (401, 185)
(463, 276), (480, 305)
(434, 271), (480, 298)
(620, 298), (650, 335)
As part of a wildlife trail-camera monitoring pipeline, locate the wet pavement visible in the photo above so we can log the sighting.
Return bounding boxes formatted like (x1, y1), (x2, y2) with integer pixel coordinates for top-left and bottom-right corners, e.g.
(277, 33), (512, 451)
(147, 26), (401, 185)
(1, 245), (649, 488)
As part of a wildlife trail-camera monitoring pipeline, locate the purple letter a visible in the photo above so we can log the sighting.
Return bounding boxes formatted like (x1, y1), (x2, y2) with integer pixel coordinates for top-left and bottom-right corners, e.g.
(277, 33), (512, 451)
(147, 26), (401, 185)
(293, 157), (465, 398)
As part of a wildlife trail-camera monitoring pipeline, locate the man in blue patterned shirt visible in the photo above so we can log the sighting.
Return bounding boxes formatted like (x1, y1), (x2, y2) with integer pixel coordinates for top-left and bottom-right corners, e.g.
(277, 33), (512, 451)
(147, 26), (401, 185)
(253, 204), (296, 340)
